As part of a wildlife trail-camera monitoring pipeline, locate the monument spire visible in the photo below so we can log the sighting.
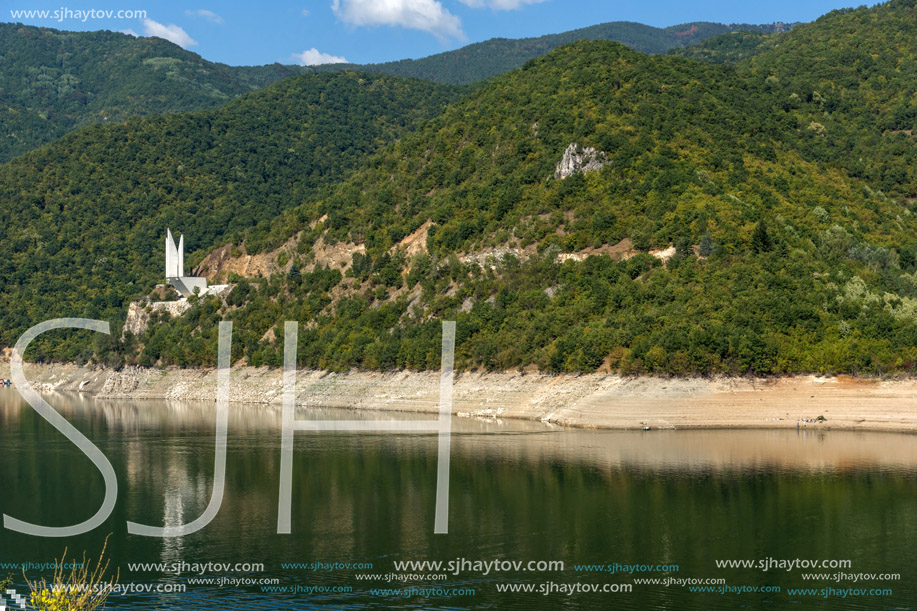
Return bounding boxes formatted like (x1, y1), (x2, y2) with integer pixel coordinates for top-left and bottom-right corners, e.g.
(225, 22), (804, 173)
(164, 229), (209, 298)
(165, 229), (176, 278)
(178, 233), (184, 277)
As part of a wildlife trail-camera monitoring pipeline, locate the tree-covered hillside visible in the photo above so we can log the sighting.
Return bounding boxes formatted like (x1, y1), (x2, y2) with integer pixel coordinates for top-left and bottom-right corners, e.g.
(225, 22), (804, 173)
(307, 21), (793, 85)
(10, 1), (917, 377)
(679, 0), (917, 197)
(670, 30), (775, 65)
(742, 0), (917, 197)
(132, 31), (917, 376)
(0, 23), (265, 162)
(0, 71), (459, 357)
(0, 19), (790, 162)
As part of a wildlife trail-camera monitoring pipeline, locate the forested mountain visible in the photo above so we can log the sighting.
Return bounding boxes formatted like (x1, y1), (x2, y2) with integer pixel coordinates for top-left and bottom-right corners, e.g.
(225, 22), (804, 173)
(741, 1), (917, 196)
(0, 23), (263, 162)
(0, 71), (458, 357)
(677, 1), (917, 196)
(1, 19), (788, 161)
(151, 33), (917, 375)
(7, 1), (917, 377)
(670, 30), (774, 65)
(306, 20), (793, 85)
(224, 63), (311, 89)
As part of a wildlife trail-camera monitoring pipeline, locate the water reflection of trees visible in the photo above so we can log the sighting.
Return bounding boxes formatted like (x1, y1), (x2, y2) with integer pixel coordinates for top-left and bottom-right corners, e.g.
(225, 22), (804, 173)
(1, 391), (915, 573)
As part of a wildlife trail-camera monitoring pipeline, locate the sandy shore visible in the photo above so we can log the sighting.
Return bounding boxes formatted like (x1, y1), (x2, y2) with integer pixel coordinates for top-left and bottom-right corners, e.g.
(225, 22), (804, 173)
(1, 360), (916, 433)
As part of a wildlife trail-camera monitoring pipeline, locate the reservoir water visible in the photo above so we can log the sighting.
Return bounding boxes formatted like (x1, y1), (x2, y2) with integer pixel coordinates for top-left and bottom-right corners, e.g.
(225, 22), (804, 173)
(0, 391), (914, 609)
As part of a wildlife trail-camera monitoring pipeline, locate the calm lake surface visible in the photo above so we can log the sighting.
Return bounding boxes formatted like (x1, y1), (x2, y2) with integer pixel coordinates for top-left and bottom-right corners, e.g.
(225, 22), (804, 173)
(0, 390), (915, 610)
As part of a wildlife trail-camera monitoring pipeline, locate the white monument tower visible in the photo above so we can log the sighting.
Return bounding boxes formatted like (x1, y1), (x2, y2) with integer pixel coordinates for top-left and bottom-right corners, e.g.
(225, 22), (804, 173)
(165, 229), (208, 298)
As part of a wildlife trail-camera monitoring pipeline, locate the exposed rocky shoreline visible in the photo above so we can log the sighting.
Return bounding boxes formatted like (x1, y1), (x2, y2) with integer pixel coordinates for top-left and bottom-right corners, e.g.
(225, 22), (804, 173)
(3, 360), (917, 433)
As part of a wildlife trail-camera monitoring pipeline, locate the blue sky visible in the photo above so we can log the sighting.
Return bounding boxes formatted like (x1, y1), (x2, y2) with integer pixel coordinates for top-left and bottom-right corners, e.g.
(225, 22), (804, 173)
(5, 0), (874, 66)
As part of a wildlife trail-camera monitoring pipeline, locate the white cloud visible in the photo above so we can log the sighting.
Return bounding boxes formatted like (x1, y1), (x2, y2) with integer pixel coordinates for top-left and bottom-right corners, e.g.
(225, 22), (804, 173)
(331, 0), (464, 41)
(142, 19), (198, 48)
(120, 28), (139, 37)
(301, 9), (311, 16)
(185, 9), (224, 24)
(459, 0), (546, 9)
(292, 48), (349, 65)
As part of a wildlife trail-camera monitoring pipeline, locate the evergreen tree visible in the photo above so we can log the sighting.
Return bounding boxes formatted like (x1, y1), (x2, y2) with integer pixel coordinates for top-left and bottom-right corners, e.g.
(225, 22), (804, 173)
(699, 233), (716, 257)
(752, 221), (773, 253)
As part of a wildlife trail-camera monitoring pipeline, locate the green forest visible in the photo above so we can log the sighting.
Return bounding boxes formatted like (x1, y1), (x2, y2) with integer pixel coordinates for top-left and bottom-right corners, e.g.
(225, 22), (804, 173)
(0, 70), (459, 356)
(6, 0), (917, 377)
(308, 20), (793, 86)
(0, 19), (788, 161)
(0, 23), (267, 162)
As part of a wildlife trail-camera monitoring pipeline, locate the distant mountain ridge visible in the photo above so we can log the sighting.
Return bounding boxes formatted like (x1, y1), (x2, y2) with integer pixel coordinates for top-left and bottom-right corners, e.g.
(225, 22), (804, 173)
(0, 18), (793, 162)
(0, 23), (255, 162)
(303, 20), (795, 85)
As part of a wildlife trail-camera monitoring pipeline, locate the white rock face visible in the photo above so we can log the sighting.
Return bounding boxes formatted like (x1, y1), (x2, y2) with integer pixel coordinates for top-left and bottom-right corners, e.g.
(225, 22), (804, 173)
(123, 302), (150, 337)
(122, 299), (193, 338)
(100, 366), (145, 395)
(554, 143), (608, 179)
(152, 300), (193, 317)
(651, 246), (677, 261)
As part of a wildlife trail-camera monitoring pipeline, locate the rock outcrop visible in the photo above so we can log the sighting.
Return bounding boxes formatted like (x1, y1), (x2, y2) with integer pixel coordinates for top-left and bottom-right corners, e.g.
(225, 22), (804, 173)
(122, 299), (193, 338)
(554, 143), (608, 179)
(123, 302), (151, 337)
